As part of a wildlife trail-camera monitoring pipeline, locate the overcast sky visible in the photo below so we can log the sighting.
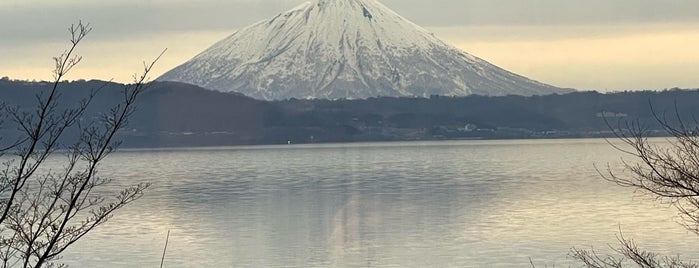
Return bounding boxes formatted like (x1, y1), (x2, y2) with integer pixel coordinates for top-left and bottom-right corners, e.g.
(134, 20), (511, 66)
(2, 0), (698, 91)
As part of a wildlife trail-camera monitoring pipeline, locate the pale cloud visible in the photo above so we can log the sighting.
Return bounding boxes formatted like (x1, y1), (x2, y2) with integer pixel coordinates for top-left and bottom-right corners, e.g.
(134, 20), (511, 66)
(1, 30), (230, 83)
(435, 23), (699, 90)
(2, 0), (698, 42)
(383, 0), (699, 26)
(2, 0), (699, 90)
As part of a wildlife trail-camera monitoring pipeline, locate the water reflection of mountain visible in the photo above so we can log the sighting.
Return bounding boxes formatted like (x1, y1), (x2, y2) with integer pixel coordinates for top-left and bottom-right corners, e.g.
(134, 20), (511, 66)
(59, 140), (699, 267)
(167, 143), (505, 265)
(92, 142), (510, 266)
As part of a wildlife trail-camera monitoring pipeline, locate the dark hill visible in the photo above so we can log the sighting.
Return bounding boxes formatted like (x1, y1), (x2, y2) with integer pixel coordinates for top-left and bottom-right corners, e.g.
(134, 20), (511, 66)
(0, 79), (696, 147)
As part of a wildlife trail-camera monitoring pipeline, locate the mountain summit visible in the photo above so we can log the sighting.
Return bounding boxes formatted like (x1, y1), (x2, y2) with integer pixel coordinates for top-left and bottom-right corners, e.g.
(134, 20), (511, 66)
(159, 0), (572, 100)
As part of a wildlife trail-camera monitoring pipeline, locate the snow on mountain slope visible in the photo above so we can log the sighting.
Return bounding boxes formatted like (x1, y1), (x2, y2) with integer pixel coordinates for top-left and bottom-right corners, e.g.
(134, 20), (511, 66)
(158, 0), (573, 100)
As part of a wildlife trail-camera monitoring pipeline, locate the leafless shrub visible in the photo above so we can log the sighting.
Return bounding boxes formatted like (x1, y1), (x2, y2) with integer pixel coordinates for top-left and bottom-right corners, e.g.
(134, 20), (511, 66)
(0, 21), (163, 268)
(571, 105), (699, 267)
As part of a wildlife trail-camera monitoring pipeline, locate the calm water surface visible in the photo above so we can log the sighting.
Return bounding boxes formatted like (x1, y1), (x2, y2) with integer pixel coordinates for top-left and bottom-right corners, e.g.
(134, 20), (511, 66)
(60, 139), (699, 267)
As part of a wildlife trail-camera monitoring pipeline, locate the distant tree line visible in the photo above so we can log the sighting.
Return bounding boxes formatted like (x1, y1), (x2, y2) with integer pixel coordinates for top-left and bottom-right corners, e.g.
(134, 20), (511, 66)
(1, 79), (698, 147)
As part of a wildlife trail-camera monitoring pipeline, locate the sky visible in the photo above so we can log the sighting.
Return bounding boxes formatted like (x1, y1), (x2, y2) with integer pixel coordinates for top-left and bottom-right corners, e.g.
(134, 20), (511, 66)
(1, 0), (698, 91)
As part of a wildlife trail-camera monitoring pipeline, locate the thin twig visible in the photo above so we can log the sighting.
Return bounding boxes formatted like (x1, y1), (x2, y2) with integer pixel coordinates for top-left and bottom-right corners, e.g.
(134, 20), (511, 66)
(160, 230), (170, 268)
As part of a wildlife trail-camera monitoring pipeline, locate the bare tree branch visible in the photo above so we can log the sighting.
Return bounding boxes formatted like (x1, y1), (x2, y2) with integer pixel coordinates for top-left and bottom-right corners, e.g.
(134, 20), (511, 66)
(571, 103), (699, 268)
(0, 21), (162, 268)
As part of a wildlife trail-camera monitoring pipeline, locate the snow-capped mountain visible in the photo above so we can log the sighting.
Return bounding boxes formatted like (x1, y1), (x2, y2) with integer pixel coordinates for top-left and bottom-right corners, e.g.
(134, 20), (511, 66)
(159, 0), (573, 100)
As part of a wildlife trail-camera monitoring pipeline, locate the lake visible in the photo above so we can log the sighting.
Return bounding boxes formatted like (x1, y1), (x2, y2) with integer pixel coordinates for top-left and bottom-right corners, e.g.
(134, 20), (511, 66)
(60, 138), (699, 267)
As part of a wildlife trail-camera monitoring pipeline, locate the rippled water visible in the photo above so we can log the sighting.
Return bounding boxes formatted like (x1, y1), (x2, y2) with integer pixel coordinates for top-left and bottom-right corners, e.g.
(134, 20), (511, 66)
(57, 139), (699, 267)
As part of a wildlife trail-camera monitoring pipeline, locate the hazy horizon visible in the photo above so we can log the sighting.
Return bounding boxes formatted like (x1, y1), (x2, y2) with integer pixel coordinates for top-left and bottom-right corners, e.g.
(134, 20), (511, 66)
(1, 0), (698, 91)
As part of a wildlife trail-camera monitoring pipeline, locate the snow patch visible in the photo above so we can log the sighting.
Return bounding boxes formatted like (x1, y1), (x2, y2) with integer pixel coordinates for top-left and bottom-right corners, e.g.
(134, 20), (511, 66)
(158, 0), (571, 100)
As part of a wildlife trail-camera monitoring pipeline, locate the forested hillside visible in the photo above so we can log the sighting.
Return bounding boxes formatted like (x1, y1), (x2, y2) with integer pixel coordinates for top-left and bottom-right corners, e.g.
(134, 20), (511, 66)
(0, 79), (695, 147)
